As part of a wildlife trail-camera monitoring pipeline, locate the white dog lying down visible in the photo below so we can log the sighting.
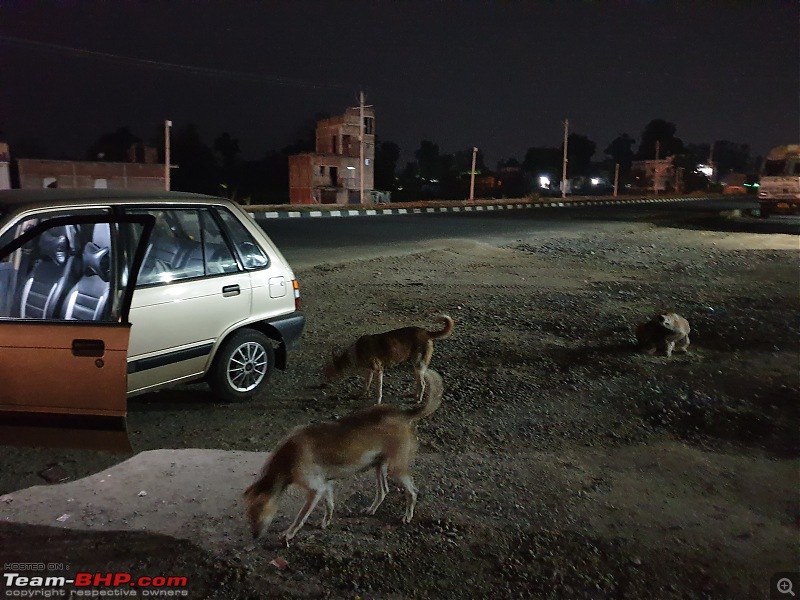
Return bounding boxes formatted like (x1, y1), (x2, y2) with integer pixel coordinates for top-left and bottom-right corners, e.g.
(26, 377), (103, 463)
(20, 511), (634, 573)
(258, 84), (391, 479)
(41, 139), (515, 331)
(635, 312), (691, 357)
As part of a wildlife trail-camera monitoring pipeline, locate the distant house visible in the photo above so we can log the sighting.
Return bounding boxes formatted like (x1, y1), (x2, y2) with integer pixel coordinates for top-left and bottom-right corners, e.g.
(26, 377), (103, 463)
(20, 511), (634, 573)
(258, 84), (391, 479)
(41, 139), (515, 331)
(12, 144), (165, 191)
(630, 158), (683, 193)
(720, 172), (747, 195)
(288, 105), (375, 204)
(495, 163), (525, 197)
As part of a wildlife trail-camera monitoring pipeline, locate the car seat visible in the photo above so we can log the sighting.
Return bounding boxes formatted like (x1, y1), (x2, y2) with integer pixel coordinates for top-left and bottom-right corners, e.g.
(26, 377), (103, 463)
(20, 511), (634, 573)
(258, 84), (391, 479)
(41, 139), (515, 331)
(19, 226), (75, 319)
(62, 224), (111, 320)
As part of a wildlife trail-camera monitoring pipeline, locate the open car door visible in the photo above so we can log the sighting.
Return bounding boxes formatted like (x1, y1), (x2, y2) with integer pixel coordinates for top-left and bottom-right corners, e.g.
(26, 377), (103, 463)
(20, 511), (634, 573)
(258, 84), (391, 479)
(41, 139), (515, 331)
(0, 213), (154, 452)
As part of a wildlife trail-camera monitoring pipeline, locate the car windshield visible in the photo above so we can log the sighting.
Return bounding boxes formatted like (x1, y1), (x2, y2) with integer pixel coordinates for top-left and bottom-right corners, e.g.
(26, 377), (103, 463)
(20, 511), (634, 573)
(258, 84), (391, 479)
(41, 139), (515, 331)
(762, 159), (787, 176)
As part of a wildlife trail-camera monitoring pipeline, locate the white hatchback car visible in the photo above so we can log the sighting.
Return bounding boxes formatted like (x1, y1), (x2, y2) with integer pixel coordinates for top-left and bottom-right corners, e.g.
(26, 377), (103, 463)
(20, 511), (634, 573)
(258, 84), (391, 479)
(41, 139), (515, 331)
(0, 190), (305, 451)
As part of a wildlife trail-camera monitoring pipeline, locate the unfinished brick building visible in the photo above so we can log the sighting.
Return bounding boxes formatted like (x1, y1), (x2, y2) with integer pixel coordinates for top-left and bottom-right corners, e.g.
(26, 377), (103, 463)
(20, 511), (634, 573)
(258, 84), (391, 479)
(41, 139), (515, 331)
(288, 105), (375, 204)
(14, 145), (165, 191)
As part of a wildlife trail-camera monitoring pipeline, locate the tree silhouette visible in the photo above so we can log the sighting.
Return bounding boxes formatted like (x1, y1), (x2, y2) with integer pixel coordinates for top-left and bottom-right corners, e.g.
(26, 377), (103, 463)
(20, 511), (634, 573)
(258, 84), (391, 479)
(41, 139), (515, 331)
(213, 132), (241, 171)
(213, 132), (242, 198)
(604, 133), (636, 177)
(497, 157), (520, 170)
(452, 147), (486, 174)
(637, 119), (684, 159)
(395, 161), (421, 201)
(712, 140), (750, 175)
(415, 140), (441, 181)
(170, 123), (218, 195)
(522, 147), (561, 177)
(374, 139), (400, 191)
(86, 126), (141, 162)
(563, 133), (596, 177)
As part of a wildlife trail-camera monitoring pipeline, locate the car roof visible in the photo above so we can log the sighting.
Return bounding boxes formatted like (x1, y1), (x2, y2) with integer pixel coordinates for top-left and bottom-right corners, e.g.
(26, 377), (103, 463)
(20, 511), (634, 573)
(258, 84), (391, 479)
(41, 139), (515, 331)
(0, 189), (231, 219)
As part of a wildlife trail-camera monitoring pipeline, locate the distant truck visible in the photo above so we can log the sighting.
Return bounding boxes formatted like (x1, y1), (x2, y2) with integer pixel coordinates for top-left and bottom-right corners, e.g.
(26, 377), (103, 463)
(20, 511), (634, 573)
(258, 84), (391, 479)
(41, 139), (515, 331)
(758, 144), (800, 217)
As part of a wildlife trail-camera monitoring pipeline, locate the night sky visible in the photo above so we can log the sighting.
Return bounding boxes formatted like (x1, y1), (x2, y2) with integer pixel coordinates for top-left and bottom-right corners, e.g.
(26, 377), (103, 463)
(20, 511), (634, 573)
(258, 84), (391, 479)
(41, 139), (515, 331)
(1, 1), (798, 167)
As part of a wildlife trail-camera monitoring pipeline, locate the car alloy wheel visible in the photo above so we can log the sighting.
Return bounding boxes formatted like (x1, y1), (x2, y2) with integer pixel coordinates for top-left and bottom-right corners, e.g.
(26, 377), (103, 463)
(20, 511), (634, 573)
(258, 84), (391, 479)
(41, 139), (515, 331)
(226, 340), (268, 392)
(210, 329), (274, 401)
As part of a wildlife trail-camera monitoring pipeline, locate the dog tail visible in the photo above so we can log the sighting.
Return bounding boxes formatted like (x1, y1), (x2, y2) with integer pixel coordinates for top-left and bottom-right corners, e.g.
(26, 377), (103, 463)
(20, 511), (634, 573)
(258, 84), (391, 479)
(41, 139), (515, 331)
(405, 369), (443, 421)
(427, 315), (454, 340)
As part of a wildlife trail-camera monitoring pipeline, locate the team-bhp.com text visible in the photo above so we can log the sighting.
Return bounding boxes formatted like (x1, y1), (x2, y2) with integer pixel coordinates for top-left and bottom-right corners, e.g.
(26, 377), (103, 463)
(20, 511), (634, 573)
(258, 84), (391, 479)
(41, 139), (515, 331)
(3, 572), (188, 597)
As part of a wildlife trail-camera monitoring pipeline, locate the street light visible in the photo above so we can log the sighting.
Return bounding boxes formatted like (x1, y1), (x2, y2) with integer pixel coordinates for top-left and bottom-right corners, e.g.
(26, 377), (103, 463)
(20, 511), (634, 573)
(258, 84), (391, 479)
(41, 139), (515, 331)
(562, 118), (569, 199)
(469, 147), (478, 201)
(164, 119), (172, 191)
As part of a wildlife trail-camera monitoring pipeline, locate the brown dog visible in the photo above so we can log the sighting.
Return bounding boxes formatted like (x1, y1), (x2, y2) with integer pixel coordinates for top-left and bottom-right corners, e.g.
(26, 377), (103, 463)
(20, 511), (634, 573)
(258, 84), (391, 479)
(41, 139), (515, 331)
(635, 312), (691, 357)
(324, 315), (454, 404)
(244, 369), (444, 544)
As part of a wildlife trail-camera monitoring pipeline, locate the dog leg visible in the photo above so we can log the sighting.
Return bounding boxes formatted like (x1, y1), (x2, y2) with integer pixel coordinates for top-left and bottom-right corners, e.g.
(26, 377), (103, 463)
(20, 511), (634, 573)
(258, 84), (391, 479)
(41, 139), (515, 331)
(380, 463), (389, 497)
(414, 364), (427, 403)
(364, 463), (389, 515)
(676, 336), (690, 353)
(362, 371), (374, 398)
(417, 342), (434, 400)
(397, 472), (418, 524)
(665, 340), (676, 358)
(376, 369), (384, 404)
(321, 484), (334, 529)
(282, 488), (324, 544)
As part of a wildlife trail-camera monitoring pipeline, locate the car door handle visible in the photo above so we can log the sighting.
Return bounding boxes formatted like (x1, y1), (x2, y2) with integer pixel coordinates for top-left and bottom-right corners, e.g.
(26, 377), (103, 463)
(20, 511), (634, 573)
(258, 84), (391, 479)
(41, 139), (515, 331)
(72, 339), (105, 357)
(222, 284), (240, 297)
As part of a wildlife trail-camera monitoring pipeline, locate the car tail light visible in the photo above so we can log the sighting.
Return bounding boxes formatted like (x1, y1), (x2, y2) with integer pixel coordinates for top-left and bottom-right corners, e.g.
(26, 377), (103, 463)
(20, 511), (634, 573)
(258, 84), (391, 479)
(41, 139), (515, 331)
(292, 279), (300, 310)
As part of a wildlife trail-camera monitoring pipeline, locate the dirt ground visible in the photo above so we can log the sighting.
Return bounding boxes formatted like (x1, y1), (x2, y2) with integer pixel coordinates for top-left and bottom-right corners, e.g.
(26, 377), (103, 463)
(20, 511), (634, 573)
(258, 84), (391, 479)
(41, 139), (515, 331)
(1, 217), (798, 599)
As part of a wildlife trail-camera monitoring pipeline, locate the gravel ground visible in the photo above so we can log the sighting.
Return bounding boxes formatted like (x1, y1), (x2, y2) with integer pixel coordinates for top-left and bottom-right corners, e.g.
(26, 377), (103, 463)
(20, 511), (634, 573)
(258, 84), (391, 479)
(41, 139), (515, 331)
(1, 218), (798, 599)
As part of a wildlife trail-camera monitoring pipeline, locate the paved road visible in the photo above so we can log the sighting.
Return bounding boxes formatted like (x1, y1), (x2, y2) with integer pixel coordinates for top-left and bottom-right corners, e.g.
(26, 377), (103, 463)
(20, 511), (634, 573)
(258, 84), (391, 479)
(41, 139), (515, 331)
(257, 197), (797, 267)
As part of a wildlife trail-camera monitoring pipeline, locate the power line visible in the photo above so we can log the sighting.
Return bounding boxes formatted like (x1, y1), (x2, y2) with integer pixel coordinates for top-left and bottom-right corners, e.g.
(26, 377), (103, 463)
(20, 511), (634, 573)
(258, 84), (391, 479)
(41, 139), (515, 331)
(0, 34), (348, 91)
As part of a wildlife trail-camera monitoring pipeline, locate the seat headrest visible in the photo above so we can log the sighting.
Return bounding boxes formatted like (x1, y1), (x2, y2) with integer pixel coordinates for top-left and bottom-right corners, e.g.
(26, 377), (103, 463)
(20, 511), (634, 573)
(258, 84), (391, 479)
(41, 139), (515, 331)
(82, 241), (110, 281)
(92, 223), (111, 248)
(39, 227), (70, 265)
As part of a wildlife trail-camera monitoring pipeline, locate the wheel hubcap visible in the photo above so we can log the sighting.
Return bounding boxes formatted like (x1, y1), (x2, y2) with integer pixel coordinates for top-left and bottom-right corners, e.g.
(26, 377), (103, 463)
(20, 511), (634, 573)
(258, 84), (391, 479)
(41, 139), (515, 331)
(227, 341), (268, 392)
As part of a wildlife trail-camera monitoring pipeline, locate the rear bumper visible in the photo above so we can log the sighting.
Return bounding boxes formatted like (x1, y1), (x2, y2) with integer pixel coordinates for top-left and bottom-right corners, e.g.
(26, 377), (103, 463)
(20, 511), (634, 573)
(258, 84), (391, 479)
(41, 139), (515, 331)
(268, 312), (305, 350)
(266, 312), (305, 370)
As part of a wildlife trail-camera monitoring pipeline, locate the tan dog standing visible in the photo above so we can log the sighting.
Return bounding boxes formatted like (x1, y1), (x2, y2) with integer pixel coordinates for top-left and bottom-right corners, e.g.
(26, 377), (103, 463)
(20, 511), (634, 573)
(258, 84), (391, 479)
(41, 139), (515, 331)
(635, 312), (691, 357)
(324, 315), (454, 404)
(244, 369), (444, 544)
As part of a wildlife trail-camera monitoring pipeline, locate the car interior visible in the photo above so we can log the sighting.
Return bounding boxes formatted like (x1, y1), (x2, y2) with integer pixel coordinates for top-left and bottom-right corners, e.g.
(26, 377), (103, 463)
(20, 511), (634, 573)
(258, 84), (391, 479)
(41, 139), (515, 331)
(0, 222), (112, 321)
(134, 209), (240, 286)
(0, 207), (266, 319)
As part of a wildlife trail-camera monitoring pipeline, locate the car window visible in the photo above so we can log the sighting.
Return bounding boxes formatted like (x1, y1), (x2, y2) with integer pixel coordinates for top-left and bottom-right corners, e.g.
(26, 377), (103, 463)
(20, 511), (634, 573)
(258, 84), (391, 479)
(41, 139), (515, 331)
(131, 207), (242, 286)
(201, 210), (239, 274)
(215, 207), (269, 270)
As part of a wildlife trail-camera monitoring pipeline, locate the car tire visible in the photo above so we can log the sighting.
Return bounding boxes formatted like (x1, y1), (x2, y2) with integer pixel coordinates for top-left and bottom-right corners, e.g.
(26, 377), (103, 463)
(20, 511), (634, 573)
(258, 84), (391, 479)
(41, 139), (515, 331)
(209, 329), (274, 402)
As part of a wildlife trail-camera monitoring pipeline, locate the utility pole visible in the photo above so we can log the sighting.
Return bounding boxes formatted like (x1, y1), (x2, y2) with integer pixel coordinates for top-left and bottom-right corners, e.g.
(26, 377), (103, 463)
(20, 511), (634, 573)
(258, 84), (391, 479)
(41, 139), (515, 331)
(164, 119), (172, 191)
(613, 162), (620, 197)
(469, 146), (478, 201)
(561, 118), (569, 199)
(653, 139), (660, 195)
(359, 90), (365, 204)
(708, 140), (715, 183)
